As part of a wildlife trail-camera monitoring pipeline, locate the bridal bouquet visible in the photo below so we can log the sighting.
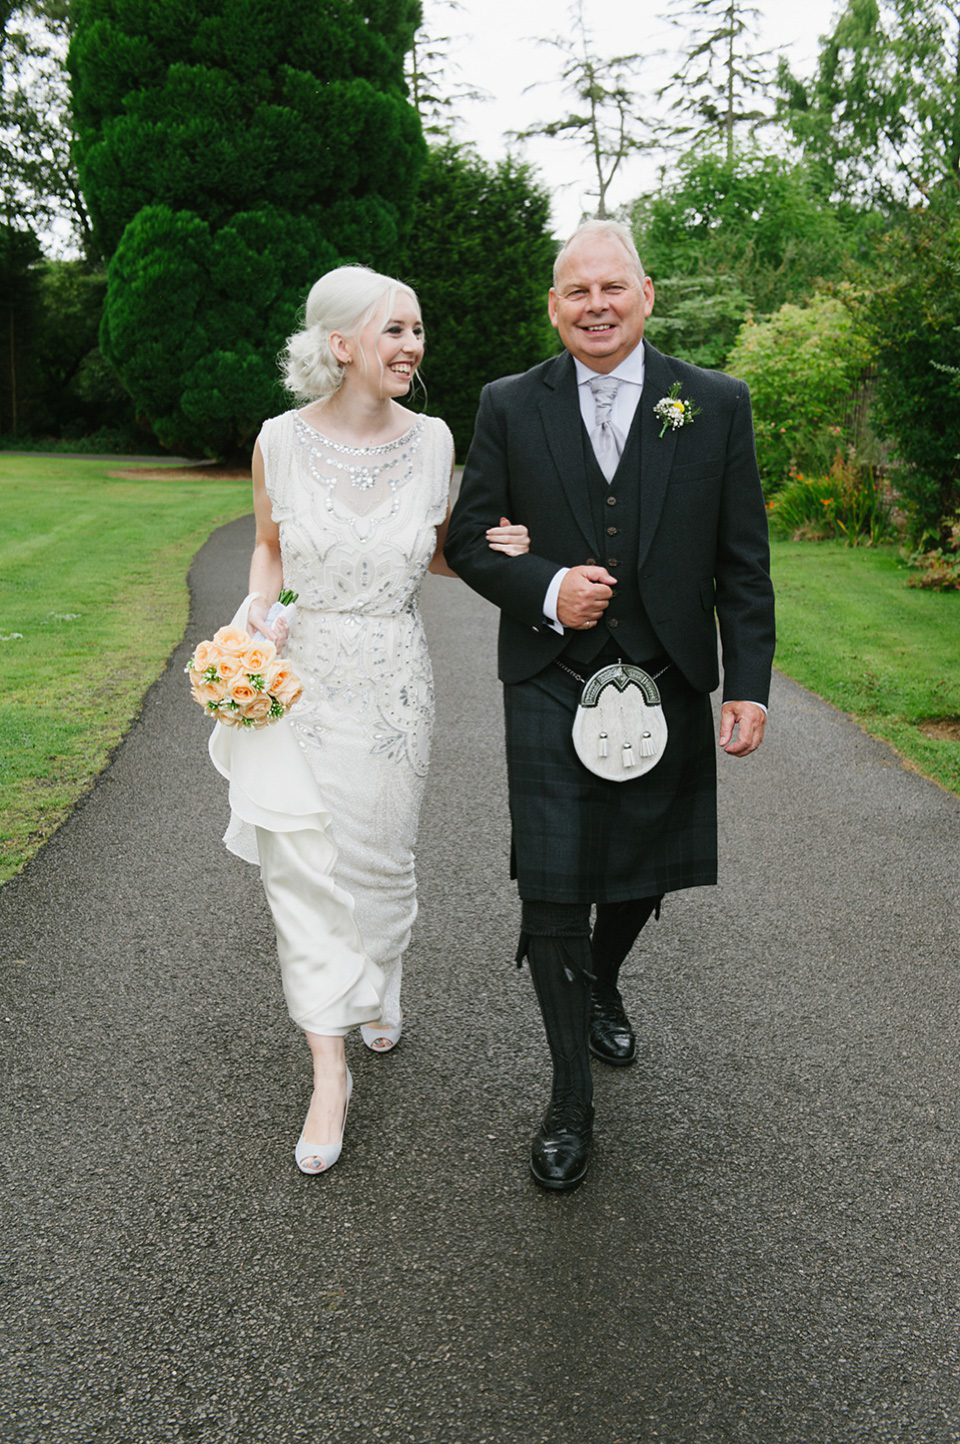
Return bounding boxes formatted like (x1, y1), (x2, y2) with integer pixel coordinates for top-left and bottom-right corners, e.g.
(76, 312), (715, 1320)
(186, 594), (303, 729)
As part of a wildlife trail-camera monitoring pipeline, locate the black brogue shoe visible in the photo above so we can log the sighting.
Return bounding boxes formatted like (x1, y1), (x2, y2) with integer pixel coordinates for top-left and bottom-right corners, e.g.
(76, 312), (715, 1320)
(530, 1096), (595, 1192)
(589, 987), (637, 1066)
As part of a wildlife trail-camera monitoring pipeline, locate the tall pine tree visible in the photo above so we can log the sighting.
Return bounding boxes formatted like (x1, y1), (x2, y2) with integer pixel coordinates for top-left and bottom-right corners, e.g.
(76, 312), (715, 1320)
(68, 0), (426, 456)
(659, 0), (774, 162)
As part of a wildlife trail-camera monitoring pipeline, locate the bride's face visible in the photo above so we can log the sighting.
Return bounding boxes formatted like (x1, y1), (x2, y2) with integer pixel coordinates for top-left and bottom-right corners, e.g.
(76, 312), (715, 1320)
(347, 295), (425, 399)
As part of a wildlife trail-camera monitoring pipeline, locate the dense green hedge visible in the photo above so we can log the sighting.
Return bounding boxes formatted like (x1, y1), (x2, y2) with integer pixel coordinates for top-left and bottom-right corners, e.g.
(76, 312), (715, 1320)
(69, 0), (426, 457)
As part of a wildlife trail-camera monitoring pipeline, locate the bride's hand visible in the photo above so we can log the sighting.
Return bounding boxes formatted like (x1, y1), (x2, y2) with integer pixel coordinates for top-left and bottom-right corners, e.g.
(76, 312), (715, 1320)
(486, 517), (531, 557)
(248, 595), (289, 650)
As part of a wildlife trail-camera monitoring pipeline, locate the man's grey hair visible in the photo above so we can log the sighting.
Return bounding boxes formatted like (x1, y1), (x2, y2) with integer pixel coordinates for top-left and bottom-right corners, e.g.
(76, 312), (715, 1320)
(553, 219), (646, 285)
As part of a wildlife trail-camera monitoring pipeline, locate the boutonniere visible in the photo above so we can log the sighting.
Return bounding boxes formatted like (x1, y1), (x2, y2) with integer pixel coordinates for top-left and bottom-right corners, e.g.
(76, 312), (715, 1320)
(653, 382), (701, 439)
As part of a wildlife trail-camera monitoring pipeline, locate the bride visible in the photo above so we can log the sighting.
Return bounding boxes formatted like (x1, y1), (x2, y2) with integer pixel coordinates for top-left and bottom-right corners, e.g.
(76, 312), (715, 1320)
(245, 266), (529, 1174)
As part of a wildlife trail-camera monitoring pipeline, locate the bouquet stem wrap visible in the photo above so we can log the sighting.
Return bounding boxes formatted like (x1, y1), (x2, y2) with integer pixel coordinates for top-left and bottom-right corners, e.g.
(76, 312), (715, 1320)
(208, 593), (384, 1035)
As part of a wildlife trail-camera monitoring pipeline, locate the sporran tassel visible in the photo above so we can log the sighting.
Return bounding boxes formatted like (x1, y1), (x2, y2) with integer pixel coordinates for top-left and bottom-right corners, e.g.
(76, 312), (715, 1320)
(639, 729), (656, 757)
(598, 731), (609, 758)
(622, 742), (634, 769)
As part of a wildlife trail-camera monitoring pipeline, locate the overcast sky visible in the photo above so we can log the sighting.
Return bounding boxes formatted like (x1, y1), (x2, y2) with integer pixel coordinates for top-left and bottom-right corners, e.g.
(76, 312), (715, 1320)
(429, 0), (843, 232)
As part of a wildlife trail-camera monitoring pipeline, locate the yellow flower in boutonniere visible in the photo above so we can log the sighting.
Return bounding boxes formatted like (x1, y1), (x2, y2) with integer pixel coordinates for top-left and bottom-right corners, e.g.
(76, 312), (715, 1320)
(653, 382), (701, 439)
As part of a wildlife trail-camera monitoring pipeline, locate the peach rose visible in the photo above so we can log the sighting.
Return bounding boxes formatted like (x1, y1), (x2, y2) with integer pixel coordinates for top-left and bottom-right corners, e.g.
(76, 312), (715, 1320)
(191, 638), (222, 674)
(216, 651), (244, 681)
(213, 625), (249, 651)
(245, 693), (275, 724)
(191, 677), (222, 708)
(264, 657), (290, 687)
(273, 675), (303, 709)
(242, 639), (276, 673)
(228, 677), (257, 708)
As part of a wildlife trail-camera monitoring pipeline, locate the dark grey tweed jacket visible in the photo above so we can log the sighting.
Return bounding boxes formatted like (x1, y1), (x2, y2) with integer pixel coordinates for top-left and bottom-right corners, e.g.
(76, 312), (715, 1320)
(444, 341), (775, 706)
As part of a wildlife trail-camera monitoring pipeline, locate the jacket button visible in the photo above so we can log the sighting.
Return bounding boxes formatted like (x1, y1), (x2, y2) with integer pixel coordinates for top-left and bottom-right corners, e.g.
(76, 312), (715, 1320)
(607, 526), (618, 535)
(608, 557), (619, 567)
(606, 496), (617, 506)
(609, 617), (619, 628)
(585, 557), (597, 565)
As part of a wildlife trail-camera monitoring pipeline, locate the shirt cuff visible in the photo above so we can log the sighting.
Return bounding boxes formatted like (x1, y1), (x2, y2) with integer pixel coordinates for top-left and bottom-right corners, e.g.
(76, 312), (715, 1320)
(542, 568), (569, 634)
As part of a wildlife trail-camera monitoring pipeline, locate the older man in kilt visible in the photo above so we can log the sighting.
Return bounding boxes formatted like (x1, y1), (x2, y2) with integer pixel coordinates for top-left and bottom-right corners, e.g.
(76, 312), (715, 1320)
(445, 220), (775, 1191)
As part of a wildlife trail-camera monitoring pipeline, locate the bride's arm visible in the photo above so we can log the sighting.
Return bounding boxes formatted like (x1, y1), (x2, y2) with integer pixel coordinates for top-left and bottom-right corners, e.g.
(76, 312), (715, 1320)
(429, 481), (531, 578)
(248, 440), (289, 647)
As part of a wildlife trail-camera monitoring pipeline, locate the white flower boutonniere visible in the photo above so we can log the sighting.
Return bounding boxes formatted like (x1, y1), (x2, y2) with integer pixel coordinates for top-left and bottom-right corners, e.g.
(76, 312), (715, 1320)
(653, 382), (701, 439)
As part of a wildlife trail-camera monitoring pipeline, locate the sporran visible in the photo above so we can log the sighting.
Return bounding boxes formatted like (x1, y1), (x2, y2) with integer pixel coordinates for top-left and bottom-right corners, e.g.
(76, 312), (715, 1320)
(567, 660), (669, 782)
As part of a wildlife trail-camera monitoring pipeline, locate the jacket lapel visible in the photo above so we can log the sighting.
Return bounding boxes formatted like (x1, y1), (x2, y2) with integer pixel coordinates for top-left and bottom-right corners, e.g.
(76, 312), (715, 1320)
(637, 342), (681, 570)
(537, 351), (600, 555)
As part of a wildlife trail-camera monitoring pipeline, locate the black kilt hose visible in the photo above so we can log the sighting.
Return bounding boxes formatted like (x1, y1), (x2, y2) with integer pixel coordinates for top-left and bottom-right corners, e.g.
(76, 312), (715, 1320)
(504, 659), (717, 904)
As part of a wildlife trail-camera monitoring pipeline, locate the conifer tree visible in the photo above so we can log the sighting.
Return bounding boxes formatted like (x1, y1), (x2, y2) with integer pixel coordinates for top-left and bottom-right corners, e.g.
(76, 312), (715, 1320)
(512, 0), (653, 219)
(68, 0), (426, 456)
(401, 143), (555, 456)
(659, 0), (774, 163)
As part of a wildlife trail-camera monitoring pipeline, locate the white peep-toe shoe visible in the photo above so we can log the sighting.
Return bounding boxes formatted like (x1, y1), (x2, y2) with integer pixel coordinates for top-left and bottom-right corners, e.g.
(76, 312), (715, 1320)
(295, 1068), (353, 1175)
(360, 1017), (403, 1053)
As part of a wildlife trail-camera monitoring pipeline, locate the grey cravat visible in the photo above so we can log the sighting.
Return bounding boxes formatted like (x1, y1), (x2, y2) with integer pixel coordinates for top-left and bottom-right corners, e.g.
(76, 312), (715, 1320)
(589, 375), (623, 482)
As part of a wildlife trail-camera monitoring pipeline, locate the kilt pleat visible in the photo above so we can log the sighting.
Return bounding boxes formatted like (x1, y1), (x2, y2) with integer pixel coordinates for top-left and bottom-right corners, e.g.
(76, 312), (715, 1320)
(504, 661), (717, 903)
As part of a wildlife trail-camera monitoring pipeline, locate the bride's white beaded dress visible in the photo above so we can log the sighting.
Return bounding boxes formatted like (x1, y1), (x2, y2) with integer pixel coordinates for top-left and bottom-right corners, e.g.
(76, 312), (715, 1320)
(256, 408), (454, 1027)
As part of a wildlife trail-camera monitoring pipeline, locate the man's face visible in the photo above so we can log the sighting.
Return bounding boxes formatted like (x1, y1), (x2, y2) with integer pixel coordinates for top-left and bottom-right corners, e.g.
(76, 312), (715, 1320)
(548, 236), (655, 373)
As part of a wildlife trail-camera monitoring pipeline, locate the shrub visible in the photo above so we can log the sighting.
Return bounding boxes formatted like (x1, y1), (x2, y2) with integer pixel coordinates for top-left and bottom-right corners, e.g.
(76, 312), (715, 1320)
(904, 514), (960, 590)
(400, 145), (556, 457)
(725, 292), (873, 489)
(854, 211), (960, 545)
(767, 452), (897, 546)
(69, 0), (425, 458)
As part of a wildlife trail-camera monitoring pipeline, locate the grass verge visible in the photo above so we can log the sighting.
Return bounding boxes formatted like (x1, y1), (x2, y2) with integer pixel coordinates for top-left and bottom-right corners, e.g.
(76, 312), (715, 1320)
(2, 486), (956, 886)
(0, 455), (251, 883)
(770, 540), (960, 796)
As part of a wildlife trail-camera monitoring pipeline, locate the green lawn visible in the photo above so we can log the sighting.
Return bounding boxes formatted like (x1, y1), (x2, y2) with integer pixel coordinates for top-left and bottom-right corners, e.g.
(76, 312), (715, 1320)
(770, 540), (960, 795)
(0, 455), (251, 883)
(1, 466), (957, 887)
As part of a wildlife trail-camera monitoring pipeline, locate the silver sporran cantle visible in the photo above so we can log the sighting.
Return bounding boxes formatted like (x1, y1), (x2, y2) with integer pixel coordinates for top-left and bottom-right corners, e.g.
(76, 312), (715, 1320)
(570, 662), (668, 782)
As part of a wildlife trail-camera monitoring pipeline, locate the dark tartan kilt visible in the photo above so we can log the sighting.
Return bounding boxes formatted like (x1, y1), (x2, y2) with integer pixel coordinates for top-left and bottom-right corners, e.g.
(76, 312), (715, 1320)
(503, 659), (717, 904)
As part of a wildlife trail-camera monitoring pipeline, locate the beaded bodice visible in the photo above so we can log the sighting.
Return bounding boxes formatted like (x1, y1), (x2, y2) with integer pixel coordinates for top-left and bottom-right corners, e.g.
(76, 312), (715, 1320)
(259, 411), (451, 617)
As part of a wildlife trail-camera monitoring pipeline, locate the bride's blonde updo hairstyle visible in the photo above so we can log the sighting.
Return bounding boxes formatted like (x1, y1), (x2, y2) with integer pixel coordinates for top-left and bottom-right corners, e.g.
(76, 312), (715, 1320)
(282, 265), (421, 400)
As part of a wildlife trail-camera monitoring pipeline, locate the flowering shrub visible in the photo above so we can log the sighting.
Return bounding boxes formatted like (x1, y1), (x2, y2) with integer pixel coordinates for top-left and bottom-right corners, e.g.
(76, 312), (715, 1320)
(767, 454), (896, 546)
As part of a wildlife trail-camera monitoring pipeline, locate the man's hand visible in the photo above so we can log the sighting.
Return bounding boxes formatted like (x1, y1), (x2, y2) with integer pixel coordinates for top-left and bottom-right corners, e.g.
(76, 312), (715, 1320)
(718, 701), (766, 757)
(557, 565), (616, 629)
